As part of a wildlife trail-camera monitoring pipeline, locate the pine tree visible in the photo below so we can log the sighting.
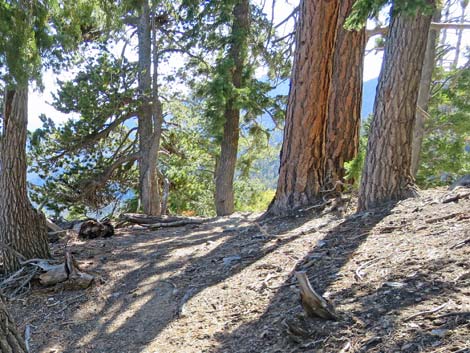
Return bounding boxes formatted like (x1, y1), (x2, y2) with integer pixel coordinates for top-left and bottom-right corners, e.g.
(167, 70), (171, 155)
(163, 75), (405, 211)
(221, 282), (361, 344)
(358, 1), (436, 211)
(0, 0), (108, 272)
(266, 0), (365, 216)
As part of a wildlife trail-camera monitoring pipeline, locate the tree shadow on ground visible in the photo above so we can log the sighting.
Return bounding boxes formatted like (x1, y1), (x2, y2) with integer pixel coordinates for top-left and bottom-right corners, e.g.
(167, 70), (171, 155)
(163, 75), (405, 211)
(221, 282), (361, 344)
(213, 204), (469, 353)
(51, 213), (313, 353)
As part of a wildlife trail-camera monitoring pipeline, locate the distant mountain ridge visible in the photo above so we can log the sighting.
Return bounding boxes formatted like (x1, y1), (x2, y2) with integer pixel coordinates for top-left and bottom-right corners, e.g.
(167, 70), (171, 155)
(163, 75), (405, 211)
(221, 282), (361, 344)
(362, 78), (378, 118)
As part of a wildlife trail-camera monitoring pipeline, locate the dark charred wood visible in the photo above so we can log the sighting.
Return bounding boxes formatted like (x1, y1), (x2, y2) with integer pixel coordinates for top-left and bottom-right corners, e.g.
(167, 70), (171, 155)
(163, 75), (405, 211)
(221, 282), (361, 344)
(78, 219), (114, 239)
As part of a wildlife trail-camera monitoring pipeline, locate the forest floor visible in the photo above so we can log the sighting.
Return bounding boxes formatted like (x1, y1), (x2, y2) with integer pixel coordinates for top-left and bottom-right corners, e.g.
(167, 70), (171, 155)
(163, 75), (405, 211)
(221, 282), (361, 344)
(8, 188), (470, 353)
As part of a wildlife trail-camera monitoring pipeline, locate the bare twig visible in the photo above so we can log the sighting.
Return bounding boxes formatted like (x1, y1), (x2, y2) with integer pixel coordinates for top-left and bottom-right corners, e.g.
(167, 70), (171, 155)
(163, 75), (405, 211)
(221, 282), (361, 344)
(450, 238), (470, 250)
(442, 191), (470, 204)
(339, 341), (351, 353)
(403, 302), (449, 322)
(425, 212), (462, 224)
(177, 287), (196, 317)
(24, 324), (31, 352)
(434, 311), (470, 319)
(355, 259), (379, 281)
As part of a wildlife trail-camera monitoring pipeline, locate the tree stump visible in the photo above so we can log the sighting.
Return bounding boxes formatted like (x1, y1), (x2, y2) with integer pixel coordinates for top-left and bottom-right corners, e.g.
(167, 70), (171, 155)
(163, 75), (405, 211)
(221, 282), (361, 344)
(295, 271), (338, 320)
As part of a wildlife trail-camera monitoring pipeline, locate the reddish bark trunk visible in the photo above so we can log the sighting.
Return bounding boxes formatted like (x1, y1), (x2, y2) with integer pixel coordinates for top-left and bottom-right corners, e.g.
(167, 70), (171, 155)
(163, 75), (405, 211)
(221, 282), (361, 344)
(325, 0), (365, 191)
(267, 0), (365, 216)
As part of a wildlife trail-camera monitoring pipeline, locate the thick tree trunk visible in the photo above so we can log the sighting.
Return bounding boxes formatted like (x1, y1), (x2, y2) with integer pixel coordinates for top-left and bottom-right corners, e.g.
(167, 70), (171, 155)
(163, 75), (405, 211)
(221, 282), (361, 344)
(0, 88), (50, 274)
(214, 0), (250, 216)
(411, 10), (441, 177)
(324, 0), (365, 191)
(0, 297), (27, 353)
(266, 0), (341, 216)
(358, 4), (435, 211)
(138, 0), (160, 216)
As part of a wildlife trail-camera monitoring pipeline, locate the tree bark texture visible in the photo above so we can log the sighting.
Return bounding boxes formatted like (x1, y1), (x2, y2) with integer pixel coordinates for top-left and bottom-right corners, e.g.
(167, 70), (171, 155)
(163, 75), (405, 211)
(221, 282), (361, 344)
(0, 297), (27, 353)
(214, 0), (250, 216)
(0, 88), (50, 274)
(151, 7), (164, 216)
(324, 0), (365, 191)
(266, 0), (342, 216)
(358, 4), (435, 211)
(138, 0), (161, 216)
(411, 10), (441, 177)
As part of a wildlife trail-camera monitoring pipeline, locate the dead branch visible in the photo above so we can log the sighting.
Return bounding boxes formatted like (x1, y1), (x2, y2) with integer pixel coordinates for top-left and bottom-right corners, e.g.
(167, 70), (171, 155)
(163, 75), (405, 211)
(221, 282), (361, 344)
(434, 311), (470, 319)
(442, 191), (470, 204)
(57, 152), (140, 205)
(431, 22), (470, 30)
(403, 302), (449, 322)
(425, 212), (463, 224)
(120, 213), (204, 225)
(143, 219), (204, 229)
(177, 287), (196, 317)
(50, 109), (136, 162)
(46, 218), (63, 232)
(355, 259), (379, 281)
(450, 237), (470, 250)
(295, 271), (338, 320)
(24, 325), (31, 353)
(367, 22), (470, 41)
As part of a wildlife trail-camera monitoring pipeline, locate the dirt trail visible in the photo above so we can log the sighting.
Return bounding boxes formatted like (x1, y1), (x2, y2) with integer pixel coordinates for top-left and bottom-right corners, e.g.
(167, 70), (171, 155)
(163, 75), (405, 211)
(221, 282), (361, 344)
(10, 188), (470, 352)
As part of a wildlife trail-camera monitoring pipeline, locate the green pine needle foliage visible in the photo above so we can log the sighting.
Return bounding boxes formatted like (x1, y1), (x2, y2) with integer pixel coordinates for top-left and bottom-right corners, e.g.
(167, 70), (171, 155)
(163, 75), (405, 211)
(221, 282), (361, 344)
(417, 61), (470, 187)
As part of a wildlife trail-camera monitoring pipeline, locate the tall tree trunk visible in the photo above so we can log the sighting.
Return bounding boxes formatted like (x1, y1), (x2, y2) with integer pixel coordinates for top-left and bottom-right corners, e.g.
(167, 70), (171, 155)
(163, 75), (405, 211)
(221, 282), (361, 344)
(0, 297), (27, 353)
(324, 0), (366, 191)
(138, 0), (160, 216)
(0, 88), (50, 274)
(411, 9), (441, 177)
(151, 3), (164, 215)
(214, 0), (250, 216)
(267, 0), (365, 217)
(358, 3), (435, 211)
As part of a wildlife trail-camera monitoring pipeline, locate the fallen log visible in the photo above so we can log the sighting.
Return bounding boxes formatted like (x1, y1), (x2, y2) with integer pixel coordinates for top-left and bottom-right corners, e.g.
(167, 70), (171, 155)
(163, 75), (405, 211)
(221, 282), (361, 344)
(119, 213), (203, 225)
(142, 219), (204, 229)
(295, 271), (338, 320)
